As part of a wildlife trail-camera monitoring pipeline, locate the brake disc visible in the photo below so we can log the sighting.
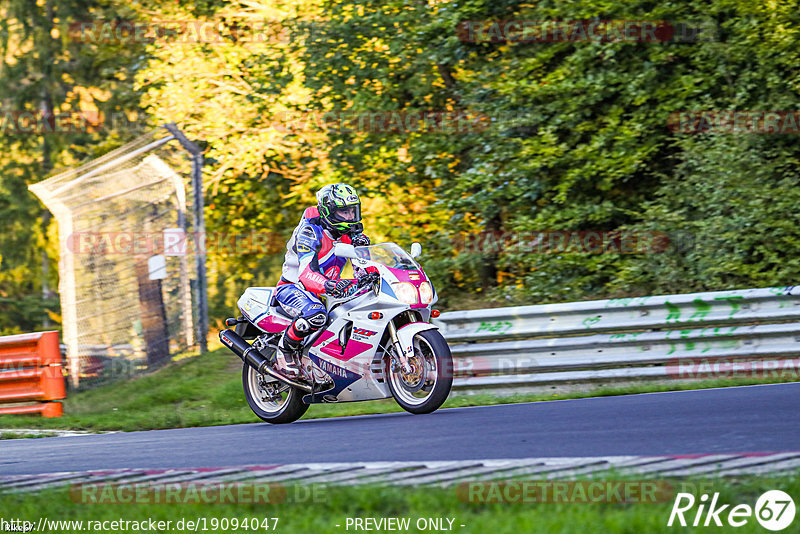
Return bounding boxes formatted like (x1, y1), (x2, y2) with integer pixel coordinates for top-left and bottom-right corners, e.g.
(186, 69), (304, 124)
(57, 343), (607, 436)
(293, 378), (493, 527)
(399, 356), (425, 392)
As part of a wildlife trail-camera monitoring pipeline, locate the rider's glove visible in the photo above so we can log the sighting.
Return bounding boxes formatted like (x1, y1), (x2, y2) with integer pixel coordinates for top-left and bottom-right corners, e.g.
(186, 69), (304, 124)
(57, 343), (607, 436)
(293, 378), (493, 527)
(360, 266), (380, 286)
(324, 278), (357, 298)
(351, 233), (370, 247)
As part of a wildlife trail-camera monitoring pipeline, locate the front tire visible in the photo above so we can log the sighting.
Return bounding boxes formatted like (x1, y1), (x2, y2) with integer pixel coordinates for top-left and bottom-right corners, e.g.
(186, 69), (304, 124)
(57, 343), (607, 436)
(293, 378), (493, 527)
(242, 362), (309, 424)
(386, 329), (453, 414)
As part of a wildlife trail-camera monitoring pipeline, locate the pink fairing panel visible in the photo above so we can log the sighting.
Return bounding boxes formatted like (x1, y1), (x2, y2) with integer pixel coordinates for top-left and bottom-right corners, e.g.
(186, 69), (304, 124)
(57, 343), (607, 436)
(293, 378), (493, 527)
(387, 267), (427, 287)
(311, 330), (335, 347)
(323, 338), (372, 361)
(312, 330), (375, 361)
(386, 267), (431, 308)
(257, 314), (292, 333)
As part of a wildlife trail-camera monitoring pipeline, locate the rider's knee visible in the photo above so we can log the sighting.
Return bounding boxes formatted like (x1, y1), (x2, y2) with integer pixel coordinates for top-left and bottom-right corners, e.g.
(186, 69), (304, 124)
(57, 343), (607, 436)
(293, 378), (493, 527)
(292, 309), (327, 337)
(305, 309), (328, 330)
(302, 302), (327, 326)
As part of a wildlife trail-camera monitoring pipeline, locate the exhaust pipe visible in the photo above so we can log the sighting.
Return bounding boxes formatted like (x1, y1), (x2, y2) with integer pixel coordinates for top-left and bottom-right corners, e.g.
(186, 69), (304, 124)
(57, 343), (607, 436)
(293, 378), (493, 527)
(219, 329), (312, 392)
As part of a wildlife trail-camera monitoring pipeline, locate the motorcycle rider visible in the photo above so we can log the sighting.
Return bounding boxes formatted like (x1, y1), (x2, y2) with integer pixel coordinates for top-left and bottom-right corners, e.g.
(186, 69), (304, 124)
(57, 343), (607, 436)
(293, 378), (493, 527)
(273, 183), (371, 377)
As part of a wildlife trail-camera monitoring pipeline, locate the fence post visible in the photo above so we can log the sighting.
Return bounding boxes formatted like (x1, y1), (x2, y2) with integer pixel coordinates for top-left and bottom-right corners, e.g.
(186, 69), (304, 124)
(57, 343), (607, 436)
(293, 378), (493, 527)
(164, 124), (208, 354)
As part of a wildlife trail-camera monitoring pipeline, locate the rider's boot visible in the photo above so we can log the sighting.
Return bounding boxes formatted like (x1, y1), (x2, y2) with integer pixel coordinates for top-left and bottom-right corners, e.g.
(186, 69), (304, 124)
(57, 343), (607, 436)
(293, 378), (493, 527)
(275, 331), (302, 378)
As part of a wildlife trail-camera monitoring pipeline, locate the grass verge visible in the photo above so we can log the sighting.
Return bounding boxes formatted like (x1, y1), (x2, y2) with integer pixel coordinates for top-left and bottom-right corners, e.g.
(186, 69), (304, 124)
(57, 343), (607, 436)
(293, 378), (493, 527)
(0, 431), (58, 439)
(0, 473), (797, 533)
(0, 348), (797, 432)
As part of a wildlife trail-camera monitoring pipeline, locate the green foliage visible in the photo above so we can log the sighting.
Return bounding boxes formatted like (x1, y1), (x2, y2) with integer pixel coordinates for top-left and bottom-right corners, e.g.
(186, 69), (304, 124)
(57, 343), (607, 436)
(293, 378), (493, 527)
(295, 0), (800, 302)
(4, 0), (800, 336)
(134, 0), (333, 318)
(616, 134), (800, 295)
(0, 0), (145, 332)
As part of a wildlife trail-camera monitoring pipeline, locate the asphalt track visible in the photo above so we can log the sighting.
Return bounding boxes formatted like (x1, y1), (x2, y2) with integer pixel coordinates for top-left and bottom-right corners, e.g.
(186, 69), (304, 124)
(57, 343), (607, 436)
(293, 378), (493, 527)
(1, 383), (798, 476)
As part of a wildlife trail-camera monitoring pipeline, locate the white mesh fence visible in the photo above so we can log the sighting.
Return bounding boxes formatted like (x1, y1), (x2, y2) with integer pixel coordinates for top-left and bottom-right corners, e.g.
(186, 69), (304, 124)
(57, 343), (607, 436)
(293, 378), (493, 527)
(30, 130), (197, 387)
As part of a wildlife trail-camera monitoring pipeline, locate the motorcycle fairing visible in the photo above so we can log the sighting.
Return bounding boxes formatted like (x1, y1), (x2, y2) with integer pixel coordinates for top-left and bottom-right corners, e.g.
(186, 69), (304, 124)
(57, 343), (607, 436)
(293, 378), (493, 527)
(237, 287), (274, 324)
(302, 353), (363, 403)
(395, 322), (439, 357)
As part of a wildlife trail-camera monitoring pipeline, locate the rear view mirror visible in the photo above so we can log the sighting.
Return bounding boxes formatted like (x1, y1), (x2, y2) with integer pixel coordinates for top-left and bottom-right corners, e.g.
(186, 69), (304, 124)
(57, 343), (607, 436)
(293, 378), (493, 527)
(333, 242), (358, 259)
(410, 242), (422, 258)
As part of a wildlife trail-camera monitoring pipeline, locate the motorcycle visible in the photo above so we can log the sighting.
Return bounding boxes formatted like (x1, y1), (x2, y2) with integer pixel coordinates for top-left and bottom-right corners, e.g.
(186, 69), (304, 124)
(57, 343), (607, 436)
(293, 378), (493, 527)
(218, 241), (453, 424)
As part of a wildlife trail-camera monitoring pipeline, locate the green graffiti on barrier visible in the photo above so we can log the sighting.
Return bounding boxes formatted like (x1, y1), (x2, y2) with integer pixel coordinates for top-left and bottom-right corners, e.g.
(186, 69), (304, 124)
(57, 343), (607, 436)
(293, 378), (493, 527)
(605, 296), (652, 308)
(767, 287), (797, 308)
(714, 295), (744, 318)
(768, 286), (792, 296)
(475, 321), (513, 334)
(664, 297), (743, 324)
(665, 325), (740, 354)
(609, 331), (644, 341)
(582, 315), (601, 328)
(665, 301), (681, 322)
(689, 299), (710, 321)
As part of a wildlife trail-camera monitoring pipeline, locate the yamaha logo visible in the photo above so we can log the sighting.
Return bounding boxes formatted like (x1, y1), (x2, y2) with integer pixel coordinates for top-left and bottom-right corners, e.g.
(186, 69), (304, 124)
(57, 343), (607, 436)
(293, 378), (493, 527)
(318, 358), (348, 378)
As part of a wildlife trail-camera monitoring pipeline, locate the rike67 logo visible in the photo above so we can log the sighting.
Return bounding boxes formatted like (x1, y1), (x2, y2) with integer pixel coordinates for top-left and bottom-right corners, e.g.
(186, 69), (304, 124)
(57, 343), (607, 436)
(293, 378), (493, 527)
(668, 490), (795, 531)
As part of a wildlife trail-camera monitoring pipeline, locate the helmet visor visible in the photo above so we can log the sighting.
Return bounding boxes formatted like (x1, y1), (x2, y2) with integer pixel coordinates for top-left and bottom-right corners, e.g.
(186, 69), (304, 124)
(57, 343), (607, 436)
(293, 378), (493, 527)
(331, 205), (361, 223)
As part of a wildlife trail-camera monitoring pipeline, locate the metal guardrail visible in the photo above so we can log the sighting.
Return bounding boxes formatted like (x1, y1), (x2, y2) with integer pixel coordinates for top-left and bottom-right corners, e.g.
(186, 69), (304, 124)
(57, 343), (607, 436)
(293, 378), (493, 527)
(434, 286), (800, 394)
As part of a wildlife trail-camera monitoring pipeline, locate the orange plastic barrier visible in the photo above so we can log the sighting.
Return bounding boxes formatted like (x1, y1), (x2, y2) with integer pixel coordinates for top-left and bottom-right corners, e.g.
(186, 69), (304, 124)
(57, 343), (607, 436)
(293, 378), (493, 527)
(0, 331), (65, 417)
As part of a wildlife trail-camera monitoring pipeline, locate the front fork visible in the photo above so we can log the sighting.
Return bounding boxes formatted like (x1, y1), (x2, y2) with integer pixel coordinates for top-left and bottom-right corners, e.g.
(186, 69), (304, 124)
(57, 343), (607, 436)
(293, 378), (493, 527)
(387, 319), (414, 374)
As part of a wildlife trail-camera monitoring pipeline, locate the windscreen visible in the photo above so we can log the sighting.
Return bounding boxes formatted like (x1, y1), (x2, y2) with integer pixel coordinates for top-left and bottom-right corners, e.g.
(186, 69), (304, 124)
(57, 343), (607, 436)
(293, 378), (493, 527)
(355, 243), (419, 270)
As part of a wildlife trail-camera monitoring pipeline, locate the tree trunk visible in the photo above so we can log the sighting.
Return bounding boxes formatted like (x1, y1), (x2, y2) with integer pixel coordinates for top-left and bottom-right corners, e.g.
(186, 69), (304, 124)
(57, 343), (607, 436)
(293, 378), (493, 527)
(40, 0), (56, 327)
(480, 214), (501, 290)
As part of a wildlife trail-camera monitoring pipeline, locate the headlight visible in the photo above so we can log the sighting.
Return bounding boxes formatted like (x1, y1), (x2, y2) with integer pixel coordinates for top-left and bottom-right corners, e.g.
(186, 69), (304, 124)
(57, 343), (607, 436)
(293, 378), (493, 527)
(392, 282), (418, 305)
(418, 282), (433, 304)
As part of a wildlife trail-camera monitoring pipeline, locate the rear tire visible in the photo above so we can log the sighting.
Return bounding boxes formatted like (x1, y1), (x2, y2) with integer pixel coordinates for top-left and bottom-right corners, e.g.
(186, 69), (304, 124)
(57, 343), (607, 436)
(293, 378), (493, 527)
(386, 329), (453, 414)
(242, 361), (309, 424)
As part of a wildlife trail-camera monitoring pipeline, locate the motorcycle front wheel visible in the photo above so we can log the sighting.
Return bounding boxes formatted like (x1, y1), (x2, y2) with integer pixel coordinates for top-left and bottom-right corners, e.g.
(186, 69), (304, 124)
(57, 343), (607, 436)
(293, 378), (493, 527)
(386, 329), (453, 414)
(242, 361), (309, 424)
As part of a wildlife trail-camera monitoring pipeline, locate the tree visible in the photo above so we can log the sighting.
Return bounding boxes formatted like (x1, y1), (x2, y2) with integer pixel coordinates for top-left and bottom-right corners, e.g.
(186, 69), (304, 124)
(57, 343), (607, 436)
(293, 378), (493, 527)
(0, 0), (144, 333)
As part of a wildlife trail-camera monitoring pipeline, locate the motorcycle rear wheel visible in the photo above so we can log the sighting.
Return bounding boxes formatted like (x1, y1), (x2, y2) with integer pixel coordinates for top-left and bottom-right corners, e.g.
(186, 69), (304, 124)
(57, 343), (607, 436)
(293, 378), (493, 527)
(242, 361), (309, 424)
(386, 329), (453, 414)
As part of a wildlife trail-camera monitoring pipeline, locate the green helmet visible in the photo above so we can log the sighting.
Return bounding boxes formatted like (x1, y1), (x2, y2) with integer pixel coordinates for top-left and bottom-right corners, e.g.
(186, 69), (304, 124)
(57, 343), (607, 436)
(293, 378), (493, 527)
(316, 183), (362, 234)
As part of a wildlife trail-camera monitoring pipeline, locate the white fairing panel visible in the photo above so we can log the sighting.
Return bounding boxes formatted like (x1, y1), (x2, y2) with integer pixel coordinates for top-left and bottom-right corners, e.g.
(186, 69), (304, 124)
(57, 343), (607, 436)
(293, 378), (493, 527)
(395, 322), (439, 357)
(237, 287), (275, 323)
